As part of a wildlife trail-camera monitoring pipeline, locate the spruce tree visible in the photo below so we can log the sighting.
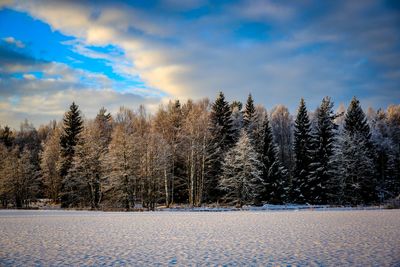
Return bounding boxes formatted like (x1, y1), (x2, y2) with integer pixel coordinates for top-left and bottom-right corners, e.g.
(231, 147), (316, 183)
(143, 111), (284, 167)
(220, 129), (262, 207)
(59, 102), (83, 207)
(341, 97), (376, 204)
(205, 92), (234, 202)
(309, 97), (336, 204)
(292, 98), (313, 203)
(257, 113), (287, 204)
(243, 94), (256, 132)
(344, 97), (371, 140)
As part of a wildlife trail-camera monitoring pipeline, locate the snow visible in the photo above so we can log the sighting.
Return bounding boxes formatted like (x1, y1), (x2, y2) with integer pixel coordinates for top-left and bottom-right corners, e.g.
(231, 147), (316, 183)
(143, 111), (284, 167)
(0, 210), (399, 266)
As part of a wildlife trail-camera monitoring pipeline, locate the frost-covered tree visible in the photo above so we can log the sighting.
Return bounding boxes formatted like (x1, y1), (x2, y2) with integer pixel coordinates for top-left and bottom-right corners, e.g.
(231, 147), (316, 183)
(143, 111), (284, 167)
(256, 113), (288, 204)
(386, 105), (400, 198)
(309, 97), (337, 204)
(153, 100), (184, 206)
(337, 97), (376, 204)
(0, 147), (39, 208)
(270, 105), (294, 177)
(40, 124), (62, 202)
(292, 98), (313, 203)
(59, 102), (83, 207)
(205, 92), (234, 202)
(104, 123), (137, 210)
(181, 99), (210, 206)
(66, 113), (112, 209)
(243, 94), (256, 134)
(220, 130), (262, 207)
(369, 109), (398, 201)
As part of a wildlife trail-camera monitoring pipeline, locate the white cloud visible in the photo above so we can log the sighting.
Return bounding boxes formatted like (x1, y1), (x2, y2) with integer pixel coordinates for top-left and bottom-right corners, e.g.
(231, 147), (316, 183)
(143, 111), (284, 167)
(3, 36), (25, 48)
(22, 73), (36, 80)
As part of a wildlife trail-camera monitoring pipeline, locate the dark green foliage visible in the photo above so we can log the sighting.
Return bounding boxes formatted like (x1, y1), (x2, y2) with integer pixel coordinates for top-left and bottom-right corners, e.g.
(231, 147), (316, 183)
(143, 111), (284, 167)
(309, 97), (336, 204)
(340, 97), (377, 204)
(243, 94), (256, 132)
(344, 97), (371, 140)
(59, 102), (83, 207)
(205, 92), (234, 202)
(256, 114), (287, 204)
(292, 98), (313, 203)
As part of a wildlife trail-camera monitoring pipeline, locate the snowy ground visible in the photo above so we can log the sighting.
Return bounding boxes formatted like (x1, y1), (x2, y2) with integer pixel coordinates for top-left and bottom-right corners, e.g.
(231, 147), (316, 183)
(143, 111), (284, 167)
(0, 210), (399, 266)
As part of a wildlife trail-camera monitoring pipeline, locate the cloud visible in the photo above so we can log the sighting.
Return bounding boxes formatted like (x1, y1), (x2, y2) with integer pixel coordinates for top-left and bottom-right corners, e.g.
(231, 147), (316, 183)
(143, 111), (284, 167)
(3, 36), (25, 48)
(1, 0), (399, 129)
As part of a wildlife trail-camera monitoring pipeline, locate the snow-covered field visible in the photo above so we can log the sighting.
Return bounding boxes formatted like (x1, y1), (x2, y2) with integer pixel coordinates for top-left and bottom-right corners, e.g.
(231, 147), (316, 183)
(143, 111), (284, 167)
(0, 210), (399, 266)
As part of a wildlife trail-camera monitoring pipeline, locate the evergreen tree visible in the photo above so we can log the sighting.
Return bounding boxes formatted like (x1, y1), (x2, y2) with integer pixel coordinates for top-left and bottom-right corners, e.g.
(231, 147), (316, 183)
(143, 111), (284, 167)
(369, 109), (398, 201)
(205, 92), (234, 202)
(292, 98), (313, 203)
(243, 94), (256, 132)
(309, 97), (336, 204)
(257, 113), (287, 204)
(344, 97), (371, 140)
(59, 102), (83, 207)
(340, 97), (376, 204)
(220, 130), (262, 207)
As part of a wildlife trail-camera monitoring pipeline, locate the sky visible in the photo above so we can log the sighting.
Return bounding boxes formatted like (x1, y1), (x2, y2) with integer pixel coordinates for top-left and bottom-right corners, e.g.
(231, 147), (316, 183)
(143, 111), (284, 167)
(0, 0), (399, 129)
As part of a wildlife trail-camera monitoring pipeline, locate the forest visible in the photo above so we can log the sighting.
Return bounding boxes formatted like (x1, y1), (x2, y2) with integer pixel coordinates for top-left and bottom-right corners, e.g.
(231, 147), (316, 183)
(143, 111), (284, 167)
(0, 93), (399, 210)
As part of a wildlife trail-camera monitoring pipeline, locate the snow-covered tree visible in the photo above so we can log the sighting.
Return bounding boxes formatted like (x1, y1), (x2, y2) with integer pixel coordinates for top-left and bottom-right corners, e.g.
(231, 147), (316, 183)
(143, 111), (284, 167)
(369, 109), (398, 201)
(337, 97), (377, 204)
(65, 113), (112, 209)
(181, 99), (211, 207)
(292, 98), (313, 203)
(40, 124), (62, 202)
(243, 94), (256, 134)
(309, 97), (337, 204)
(270, 105), (294, 177)
(152, 100), (184, 206)
(59, 102), (83, 207)
(256, 113), (288, 204)
(220, 130), (262, 207)
(0, 147), (39, 208)
(104, 123), (137, 210)
(205, 92), (235, 202)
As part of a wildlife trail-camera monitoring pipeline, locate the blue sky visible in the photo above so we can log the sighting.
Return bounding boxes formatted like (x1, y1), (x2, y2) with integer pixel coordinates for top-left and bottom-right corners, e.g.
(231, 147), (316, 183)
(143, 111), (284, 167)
(0, 0), (399, 128)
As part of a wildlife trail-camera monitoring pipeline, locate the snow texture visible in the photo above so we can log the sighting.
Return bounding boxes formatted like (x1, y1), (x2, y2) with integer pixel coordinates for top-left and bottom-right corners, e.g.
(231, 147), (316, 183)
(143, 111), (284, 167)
(0, 210), (399, 266)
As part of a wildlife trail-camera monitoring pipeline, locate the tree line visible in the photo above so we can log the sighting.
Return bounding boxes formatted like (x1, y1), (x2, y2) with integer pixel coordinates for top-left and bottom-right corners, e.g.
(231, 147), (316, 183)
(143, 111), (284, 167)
(0, 93), (399, 209)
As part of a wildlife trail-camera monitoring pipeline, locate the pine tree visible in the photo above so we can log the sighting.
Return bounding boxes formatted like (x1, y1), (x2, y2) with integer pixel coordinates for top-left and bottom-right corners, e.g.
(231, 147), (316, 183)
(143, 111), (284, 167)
(309, 97), (336, 204)
(243, 94), (256, 132)
(205, 92), (234, 202)
(340, 97), (376, 204)
(292, 98), (313, 203)
(220, 130), (262, 207)
(344, 97), (371, 140)
(256, 113), (287, 204)
(59, 102), (83, 207)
